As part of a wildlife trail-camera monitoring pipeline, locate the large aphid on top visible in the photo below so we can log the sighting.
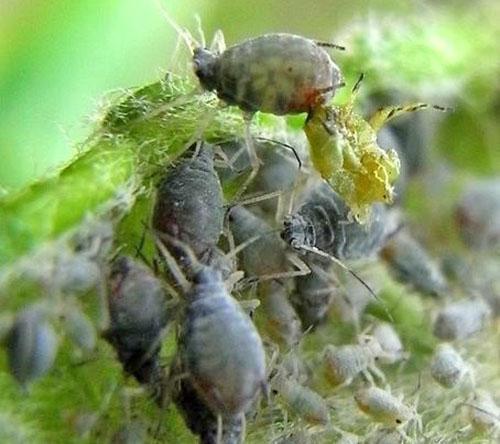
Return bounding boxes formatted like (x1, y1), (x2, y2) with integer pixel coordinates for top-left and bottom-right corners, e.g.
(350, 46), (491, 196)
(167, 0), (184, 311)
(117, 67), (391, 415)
(193, 33), (344, 115)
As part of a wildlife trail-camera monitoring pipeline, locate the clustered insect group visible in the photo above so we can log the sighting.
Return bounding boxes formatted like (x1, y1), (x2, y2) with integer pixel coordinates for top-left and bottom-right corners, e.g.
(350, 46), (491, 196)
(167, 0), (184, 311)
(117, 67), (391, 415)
(1, 28), (499, 443)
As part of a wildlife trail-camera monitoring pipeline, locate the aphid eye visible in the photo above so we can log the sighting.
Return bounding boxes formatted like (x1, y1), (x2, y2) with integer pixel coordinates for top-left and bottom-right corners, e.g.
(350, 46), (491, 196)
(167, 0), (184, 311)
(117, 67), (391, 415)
(396, 419), (402, 424)
(374, 356), (379, 361)
(272, 389), (279, 395)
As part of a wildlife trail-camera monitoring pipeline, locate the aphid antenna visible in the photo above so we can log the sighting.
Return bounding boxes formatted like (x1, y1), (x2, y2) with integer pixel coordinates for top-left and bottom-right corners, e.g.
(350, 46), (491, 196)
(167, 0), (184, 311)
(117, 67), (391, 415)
(255, 136), (303, 170)
(154, 0), (199, 54)
(314, 41), (346, 51)
(369, 101), (451, 131)
(460, 402), (500, 421)
(291, 243), (394, 323)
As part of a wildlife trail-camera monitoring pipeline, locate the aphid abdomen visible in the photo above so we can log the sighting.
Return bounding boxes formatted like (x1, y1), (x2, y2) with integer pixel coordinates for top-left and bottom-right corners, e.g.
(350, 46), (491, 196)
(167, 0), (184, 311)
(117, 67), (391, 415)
(354, 387), (413, 426)
(275, 376), (330, 425)
(216, 34), (341, 115)
(433, 298), (491, 341)
(181, 270), (266, 416)
(372, 323), (407, 365)
(173, 360), (243, 444)
(455, 179), (500, 250)
(7, 307), (58, 386)
(106, 256), (169, 403)
(152, 144), (224, 263)
(381, 230), (448, 297)
(324, 344), (369, 386)
(261, 281), (302, 347)
(291, 260), (339, 328)
(430, 343), (468, 388)
(229, 206), (287, 277)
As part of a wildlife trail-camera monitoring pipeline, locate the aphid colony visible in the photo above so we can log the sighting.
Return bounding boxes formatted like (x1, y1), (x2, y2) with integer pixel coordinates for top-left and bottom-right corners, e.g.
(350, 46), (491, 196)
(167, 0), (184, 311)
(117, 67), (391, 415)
(1, 29), (499, 443)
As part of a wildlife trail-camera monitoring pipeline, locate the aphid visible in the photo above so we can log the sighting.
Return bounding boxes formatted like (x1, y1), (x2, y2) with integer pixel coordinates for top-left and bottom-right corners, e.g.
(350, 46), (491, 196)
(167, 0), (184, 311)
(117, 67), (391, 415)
(290, 258), (340, 328)
(380, 230), (448, 297)
(354, 386), (421, 435)
(371, 323), (408, 365)
(152, 143), (224, 274)
(6, 306), (58, 387)
(455, 179), (500, 250)
(466, 391), (500, 437)
(282, 182), (401, 261)
(228, 205), (309, 282)
(323, 335), (388, 390)
(261, 281), (302, 348)
(430, 343), (474, 389)
(192, 33), (344, 116)
(433, 298), (491, 341)
(305, 75), (447, 221)
(272, 374), (330, 426)
(105, 256), (170, 405)
(178, 265), (267, 439)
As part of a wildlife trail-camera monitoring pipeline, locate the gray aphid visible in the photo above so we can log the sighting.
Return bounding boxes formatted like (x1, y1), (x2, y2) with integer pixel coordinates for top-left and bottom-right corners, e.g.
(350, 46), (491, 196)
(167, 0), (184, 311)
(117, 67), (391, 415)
(455, 179), (500, 250)
(290, 258), (340, 328)
(152, 143), (224, 273)
(282, 183), (400, 260)
(106, 256), (169, 404)
(430, 343), (472, 388)
(7, 306), (58, 386)
(381, 230), (448, 297)
(194, 33), (343, 115)
(179, 266), (267, 421)
(433, 298), (491, 341)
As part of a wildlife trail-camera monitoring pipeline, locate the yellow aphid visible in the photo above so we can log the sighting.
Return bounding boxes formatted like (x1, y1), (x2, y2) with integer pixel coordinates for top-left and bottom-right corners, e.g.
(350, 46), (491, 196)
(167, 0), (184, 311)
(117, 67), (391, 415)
(305, 75), (446, 222)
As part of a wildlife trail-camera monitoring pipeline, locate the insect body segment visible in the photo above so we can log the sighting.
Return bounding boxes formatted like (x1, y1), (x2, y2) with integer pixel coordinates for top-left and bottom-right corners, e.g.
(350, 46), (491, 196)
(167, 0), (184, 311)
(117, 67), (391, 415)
(193, 33), (343, 115)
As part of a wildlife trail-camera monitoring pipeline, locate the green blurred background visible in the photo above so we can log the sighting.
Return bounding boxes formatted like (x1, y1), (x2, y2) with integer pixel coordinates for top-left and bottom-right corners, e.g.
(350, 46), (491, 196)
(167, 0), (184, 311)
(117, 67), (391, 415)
(1, 0), (480, 192)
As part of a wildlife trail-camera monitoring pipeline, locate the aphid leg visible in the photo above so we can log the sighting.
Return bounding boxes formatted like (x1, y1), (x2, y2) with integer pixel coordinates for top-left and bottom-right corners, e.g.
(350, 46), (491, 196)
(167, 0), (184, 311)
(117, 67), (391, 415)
(368, 103), (449, 132)
(330, 377), (354, 393)
(314, 41), (346, 51)
(96, 274), (110, 331)
(368, 365), (386, 384)
(233, 114), (260, 199)
(239, 412), (247, 444)
(216, 414), (223, 444)
(236, 190), (283, 207)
